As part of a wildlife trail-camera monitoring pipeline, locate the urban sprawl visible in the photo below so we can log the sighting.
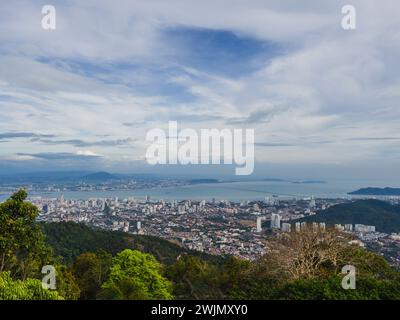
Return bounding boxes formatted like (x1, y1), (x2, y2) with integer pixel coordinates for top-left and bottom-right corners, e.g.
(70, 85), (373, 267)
(29, 194), (400, 268)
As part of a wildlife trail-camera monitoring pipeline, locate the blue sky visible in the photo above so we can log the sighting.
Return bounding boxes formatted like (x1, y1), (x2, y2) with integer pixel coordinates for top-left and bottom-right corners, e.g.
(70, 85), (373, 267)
(163, 27), (277, 77)
(0, 0), (400, 181)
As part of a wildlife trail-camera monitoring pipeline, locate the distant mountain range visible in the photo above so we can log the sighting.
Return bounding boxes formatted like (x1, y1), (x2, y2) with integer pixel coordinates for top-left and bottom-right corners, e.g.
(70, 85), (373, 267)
(0, 171), (92, 183)
(0, 171), (223, 184)
(0, 171), (175, 184)
(349, 187), (400, 196)
(297, 199), (400, 233)
(0, 170), (326, 185)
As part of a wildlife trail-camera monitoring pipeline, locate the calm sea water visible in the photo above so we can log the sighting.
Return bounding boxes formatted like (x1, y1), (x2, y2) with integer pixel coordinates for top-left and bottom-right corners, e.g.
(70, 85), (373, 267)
(1, 180), (398, 202)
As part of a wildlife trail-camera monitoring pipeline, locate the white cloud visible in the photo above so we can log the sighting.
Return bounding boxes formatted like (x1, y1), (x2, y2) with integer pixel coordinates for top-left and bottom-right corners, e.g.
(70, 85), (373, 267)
(0, 0), (399, 177)
(76, 150), (103, 157)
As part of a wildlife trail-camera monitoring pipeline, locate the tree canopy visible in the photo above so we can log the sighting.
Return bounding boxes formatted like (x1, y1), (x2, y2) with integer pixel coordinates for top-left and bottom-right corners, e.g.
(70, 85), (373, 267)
(0, 272), (63, 300)
(0, 189), (52, 279)
(99, 249), (173, 300)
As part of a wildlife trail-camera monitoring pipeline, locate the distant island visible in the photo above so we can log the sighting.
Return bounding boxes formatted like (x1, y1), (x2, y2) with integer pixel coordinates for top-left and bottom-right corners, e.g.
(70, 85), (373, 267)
(189, 179), (220, 184)
(292, 180), (327, 184)
(82, 171), (117, 181)
(349, 187), (400, 196)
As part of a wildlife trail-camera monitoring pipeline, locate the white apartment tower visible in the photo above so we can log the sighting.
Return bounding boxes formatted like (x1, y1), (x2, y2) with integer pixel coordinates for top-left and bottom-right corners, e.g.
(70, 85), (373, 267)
(256, 216), (263, 232)
(270, 213), (281, 229)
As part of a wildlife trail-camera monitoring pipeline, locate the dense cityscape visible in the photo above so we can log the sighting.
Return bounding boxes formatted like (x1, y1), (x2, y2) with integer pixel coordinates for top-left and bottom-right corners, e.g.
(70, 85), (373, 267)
(28, 192), (400, 268)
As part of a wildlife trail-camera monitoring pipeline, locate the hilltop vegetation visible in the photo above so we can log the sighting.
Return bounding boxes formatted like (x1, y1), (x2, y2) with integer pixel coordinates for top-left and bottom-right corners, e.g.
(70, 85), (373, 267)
(298, 199), (400, 233)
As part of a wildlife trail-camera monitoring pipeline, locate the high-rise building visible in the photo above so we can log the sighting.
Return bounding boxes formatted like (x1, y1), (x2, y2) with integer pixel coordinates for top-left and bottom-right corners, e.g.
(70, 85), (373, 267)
(256, 217), (263, 232)
(345, 224), (353, 231)
(123, 221), (130, 232)
(309, 196), (316, 209)
(270, 213), (281, 229)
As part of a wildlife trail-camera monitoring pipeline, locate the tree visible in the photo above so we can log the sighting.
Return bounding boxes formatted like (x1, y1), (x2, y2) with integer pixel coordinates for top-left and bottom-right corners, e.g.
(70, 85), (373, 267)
(0, 272), (63, 300)
(72, 251), (112, 299)
(219, 256), (280, 300)
(0, 189), (52, 279)
(54, 264), (81, 300)
(262, 227), (352, 280)
(99, 249), (173, 300)
(166, 254), (223, 299)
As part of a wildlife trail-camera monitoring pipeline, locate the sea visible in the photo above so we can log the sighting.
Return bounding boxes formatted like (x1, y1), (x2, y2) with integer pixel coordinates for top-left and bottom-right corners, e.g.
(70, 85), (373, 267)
(1, 179), (398, 202)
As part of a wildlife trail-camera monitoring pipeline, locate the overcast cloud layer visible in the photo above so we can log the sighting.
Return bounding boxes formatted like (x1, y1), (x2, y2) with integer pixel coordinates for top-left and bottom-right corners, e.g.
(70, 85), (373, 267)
(0, 0), (399, 180)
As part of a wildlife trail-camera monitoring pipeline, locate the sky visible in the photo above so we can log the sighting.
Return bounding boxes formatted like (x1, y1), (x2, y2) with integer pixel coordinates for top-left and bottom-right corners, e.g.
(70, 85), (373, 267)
(0, 0), (400, 181)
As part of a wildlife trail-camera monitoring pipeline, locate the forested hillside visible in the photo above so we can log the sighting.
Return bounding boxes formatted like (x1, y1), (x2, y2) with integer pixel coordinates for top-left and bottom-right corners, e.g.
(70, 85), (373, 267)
(297, 200), (400, 233)
(40, 221), (224, 265)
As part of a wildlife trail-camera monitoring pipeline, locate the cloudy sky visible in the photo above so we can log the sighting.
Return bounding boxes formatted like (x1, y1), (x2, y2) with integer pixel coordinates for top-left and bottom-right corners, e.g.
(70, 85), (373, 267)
(0, 0), (399, 181)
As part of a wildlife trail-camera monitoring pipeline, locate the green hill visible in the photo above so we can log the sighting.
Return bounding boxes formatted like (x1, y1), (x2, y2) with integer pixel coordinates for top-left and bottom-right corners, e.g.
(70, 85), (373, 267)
(349, 187), (400, 196)
(40, 221), (223, 265)
(297, 199), (400, 233)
